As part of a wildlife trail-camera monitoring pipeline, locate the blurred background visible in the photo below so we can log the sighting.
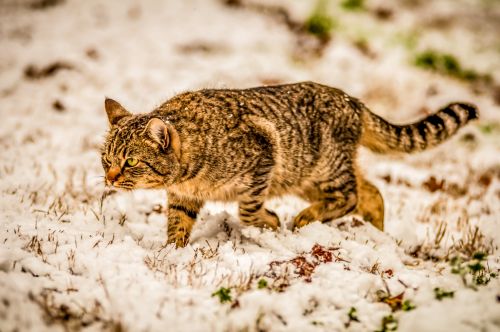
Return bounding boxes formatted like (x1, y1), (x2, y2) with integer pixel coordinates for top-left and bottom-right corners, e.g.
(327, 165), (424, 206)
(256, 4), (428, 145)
(1, 0), (499, 119)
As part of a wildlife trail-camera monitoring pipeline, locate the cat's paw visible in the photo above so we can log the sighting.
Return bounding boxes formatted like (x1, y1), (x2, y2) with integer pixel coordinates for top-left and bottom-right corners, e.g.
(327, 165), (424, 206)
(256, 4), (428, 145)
(263, 209), (280, 230)
(167, 233), (190, 248)
(292, 209), (316, 229)
(249, 209), (280, 230)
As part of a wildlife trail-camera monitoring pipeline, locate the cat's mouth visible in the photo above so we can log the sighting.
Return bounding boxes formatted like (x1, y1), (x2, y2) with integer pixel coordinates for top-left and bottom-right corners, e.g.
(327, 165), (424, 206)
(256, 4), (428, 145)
(108, 180), (164, 190)
(109, 181), (135, 190)
(104, 171), (135, 189)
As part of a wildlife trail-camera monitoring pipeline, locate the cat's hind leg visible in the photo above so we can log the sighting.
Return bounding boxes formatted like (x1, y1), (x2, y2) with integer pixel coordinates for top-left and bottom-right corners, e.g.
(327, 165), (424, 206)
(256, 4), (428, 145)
(293, 158), (358, 228)
(353, 176), (384, 231)
(166, 192), (204, 247)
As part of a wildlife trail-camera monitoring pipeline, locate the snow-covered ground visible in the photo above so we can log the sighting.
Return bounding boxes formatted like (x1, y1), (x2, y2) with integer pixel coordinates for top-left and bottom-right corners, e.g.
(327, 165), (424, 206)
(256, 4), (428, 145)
(1, 0), (499, 331)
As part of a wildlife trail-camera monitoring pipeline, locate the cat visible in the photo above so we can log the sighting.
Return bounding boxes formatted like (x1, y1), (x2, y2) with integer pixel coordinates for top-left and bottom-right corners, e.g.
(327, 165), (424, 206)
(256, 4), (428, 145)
(101, 81), (478, 247)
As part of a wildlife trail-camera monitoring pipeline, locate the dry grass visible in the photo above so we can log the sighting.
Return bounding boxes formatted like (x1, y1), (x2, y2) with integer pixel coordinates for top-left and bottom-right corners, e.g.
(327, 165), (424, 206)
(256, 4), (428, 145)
(29, 289), (124, 332)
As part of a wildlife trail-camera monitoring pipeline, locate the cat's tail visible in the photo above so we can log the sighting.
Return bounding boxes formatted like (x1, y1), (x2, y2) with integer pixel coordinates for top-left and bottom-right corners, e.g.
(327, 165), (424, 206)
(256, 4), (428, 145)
(359, 102), (478, 154)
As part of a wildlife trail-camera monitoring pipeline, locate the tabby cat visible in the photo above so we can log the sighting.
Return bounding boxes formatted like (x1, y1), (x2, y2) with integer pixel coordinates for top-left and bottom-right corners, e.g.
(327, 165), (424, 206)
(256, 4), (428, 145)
(101, 82), (477, 247)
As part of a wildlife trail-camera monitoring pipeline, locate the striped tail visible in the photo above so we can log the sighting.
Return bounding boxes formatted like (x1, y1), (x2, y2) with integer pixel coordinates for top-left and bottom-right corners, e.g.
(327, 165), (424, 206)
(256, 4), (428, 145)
(360, 102), (478, 153)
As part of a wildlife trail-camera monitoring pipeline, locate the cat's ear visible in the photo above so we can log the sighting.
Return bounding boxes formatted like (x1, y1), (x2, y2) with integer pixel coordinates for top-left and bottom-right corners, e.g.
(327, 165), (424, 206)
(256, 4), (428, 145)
(146, 118), (181, 159)
(105, 98), (131, 126)
(147, 118), (170, 149)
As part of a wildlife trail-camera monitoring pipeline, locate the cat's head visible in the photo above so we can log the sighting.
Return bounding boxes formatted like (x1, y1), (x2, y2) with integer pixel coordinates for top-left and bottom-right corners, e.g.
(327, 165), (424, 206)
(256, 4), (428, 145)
(101, 98), (182, 190)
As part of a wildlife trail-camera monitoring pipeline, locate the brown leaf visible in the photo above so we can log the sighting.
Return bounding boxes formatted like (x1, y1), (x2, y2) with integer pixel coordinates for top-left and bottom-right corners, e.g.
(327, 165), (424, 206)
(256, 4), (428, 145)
(52, 100), (65, 112)
(383, 269), (394, 278)
(381, 292), (404, 311)
(24, 61), (74, 80)
(381, 174), (392, 183)
(291, 256), (316, 282)
(422, 176), (445, 192)
(311, 244), (333, 263)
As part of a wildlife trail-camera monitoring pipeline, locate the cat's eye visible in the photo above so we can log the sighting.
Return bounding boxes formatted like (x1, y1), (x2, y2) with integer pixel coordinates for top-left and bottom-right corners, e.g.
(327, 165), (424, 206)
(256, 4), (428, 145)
(125, 158), (139, 167)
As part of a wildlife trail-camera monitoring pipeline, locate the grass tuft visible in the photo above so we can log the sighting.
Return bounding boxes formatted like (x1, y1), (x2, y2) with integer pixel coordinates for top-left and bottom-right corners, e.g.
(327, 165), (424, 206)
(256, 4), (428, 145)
(414, 50), (491, 83)
(341, 0), (364, 11)
(478, 122), (500, 135)
(305, 0), (335, 40)
(257, 278), (268, 289)
(434, 287), (454, 300)
(401, 300), (416, 311)
(348, 307), (359, 321)
(450, 253), (498, 288)
(212, 287), (232, 303)
(376, 314), (398, 332)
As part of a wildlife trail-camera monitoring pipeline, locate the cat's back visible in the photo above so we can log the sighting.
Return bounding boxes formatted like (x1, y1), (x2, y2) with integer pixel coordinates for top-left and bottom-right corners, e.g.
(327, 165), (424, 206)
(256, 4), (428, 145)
(157, 81), (352, 129)
(154, 82), (361, 194)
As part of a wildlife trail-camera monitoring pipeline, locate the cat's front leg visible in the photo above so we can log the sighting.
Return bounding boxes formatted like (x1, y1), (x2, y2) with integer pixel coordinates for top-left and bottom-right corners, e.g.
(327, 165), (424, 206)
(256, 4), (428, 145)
(237, 157), (280, 230)
(238, 198), (280, 230)
(166, 192), (204, 247)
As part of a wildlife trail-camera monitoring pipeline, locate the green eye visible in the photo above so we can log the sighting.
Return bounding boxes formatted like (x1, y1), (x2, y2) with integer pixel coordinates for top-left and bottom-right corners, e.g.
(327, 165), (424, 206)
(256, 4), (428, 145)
(125, 158), (139, 167)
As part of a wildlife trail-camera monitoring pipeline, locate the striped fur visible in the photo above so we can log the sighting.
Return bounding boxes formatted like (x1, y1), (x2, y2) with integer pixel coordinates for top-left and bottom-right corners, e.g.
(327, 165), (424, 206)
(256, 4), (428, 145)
(101, 82), (478, 247)
(360, 102), (478, 153)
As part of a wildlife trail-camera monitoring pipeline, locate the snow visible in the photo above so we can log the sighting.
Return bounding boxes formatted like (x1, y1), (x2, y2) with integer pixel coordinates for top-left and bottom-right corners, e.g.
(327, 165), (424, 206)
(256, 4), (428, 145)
(1, 0), (499, 331)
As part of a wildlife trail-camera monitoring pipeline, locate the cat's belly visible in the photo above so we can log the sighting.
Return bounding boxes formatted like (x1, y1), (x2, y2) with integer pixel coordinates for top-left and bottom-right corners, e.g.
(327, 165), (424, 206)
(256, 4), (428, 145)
(268, 178), (296, 197)
(268, 179), (319, 201)
(167, 178), (240, 202)
(168, 161), (322, 202)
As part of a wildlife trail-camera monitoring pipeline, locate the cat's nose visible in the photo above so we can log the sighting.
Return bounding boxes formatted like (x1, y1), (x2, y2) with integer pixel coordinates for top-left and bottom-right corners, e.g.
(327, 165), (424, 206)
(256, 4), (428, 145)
(106, 166), (121, 184)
